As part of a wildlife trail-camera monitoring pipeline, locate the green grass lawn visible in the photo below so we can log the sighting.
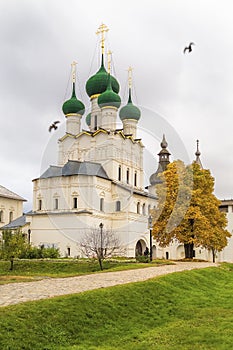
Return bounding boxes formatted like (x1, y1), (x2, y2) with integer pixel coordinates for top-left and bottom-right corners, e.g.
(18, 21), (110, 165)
(1, 264), (233, 349)
(0, 258), (172, 284)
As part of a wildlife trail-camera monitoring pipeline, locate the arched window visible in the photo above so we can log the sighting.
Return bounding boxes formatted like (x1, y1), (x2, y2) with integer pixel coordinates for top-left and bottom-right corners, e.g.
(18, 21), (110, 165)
(100, 198), (104, 212)
(94, 115), (98, 130)
(142, 203), (146, 215)
(126, 168), (130, 184)
(54, 198), (59, 210)
(116, 201), (121, 212)
(148, 204), (151, 214)
(134, 171), (137, 186)
(73, 197), (78, 209)
(38, 200), (42, 211)
(137, 202), (140, 214)
(9, 211), (13, 223)
(0, 210), (3, 222)
(118, 165), (121, 181)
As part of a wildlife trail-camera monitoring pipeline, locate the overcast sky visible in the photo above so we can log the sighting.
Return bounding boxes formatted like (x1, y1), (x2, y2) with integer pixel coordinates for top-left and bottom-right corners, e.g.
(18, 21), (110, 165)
(1, 0), (233, 211)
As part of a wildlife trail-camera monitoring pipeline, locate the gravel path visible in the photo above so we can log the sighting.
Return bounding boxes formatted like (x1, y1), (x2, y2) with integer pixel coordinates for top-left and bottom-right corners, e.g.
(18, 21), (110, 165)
(0, 261), (217, 307)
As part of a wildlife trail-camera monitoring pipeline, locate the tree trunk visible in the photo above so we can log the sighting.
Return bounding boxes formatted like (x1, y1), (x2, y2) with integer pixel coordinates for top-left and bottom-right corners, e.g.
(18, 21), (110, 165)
(10, 258), (14, 271)
(98, 257), (103, 271)
(212, 248), (216, 263)
(184, 243), (194, 259)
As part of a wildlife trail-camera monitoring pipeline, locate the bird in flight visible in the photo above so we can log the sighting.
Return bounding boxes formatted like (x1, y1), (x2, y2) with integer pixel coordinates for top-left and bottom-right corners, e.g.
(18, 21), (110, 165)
(183, 42), (195, 54)
(49, 121), (60, 132)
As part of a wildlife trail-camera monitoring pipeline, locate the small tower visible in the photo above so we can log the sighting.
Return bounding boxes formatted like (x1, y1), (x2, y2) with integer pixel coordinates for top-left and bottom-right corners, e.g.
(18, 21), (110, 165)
(194, 139), (203, 168)
(97, 74), (121, 130)
(119, 67), (141, 139)
(149, 134), (171, 186)
(62, 61), (85, 135)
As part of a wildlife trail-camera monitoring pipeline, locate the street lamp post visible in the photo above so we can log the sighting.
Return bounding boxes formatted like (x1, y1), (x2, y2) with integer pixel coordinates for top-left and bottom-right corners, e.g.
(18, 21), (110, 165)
(99, 222), (104, 259)
(148, 215), (153, 262)
(28, 229), (31, 244)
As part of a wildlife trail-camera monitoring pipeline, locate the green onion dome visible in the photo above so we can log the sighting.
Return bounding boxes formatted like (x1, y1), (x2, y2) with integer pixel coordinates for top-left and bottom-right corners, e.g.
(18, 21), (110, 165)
(119, 89), (141, 121)
(98, 74), (121, 109)
(62, 83), (85, 116)
(86, 55), (120, 98)
(86, 112), (91, 126)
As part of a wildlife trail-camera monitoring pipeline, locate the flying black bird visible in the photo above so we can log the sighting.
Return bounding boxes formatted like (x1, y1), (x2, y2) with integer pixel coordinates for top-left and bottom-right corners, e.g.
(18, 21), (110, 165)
(49, 121), (60, 132)
(183, 42), (195, 54)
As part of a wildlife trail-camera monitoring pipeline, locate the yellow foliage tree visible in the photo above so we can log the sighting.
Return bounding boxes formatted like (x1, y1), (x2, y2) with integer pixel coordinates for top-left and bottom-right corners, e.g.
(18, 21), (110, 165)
(152, 161), (231, 261)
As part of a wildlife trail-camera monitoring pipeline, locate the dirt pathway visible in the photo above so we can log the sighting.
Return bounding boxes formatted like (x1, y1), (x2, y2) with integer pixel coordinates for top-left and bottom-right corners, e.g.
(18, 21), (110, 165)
(0, 261), (216, 307)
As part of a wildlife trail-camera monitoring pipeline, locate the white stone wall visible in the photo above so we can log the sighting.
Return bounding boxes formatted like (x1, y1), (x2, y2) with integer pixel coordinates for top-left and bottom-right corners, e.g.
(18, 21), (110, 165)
(218, 204), (233, 262)
(30, 173), (157, 258)
(0, 196), (24, 228)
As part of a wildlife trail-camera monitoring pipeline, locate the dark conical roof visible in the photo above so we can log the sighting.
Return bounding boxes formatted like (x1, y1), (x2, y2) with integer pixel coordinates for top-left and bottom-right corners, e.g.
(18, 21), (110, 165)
(149, 134), (170, 185)
(194, 139), (203, 168)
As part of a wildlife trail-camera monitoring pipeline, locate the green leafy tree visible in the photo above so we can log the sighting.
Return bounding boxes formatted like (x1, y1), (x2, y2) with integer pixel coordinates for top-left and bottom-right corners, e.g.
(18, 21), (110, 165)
(152, 161), (231, 260)
(0, 229), (29, 270)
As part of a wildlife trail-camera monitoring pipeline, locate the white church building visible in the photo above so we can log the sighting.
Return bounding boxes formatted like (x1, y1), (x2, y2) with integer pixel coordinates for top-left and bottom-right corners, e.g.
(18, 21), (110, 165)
(2, 24), (233, 262)
(25, 24), (161, 259)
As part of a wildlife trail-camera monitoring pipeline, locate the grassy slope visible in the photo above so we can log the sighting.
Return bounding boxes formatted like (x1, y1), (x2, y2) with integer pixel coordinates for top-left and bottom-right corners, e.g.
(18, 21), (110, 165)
(1, 266), (233, 349)
(0, 259), (172, 284)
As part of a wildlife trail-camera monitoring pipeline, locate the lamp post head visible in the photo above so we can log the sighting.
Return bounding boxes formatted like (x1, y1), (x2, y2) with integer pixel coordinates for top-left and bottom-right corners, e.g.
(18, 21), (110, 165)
(148, 215), (153, 229)
(99, 222), (103, 229)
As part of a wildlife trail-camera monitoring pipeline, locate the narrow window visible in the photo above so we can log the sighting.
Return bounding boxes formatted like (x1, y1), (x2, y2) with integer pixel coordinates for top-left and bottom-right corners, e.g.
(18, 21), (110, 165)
(0, 210), (3, 222)
(9, 211), (13, 223)
(137, 202), (140, 214)
(73, 197), (78, 209)
(126, 168), (130, 184)
(38, 199), (42, 210)
(148, 204), (151, 214)
(94, 115), (98, 130)
(100, 198), (104, 212)
(116, 201), (121, 212)
(67, 247), (71, 257)
(118, 165), (121, 181)
(134, 171), (137, 186)
(54, 198), (58, 210)
(142, 203), (146, 216)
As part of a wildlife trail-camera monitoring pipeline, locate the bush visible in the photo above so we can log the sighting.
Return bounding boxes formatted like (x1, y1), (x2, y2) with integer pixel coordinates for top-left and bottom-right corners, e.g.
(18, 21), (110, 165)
(19, 245), (60, 259)
(136, 255), (149, 263)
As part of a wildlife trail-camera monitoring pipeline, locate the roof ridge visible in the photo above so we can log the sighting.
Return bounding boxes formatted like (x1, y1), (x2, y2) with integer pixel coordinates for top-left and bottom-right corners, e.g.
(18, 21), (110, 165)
(0, 185), (26, 201)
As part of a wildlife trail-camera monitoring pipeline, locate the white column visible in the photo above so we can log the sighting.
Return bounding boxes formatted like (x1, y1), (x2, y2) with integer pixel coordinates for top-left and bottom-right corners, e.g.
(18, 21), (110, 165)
(122, 119), (137, 139)
(66, 114), (81, 135)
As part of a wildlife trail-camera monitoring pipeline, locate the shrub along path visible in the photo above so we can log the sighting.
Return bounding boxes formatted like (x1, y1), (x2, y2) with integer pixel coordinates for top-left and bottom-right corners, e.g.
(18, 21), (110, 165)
(0, 261), (216, 307)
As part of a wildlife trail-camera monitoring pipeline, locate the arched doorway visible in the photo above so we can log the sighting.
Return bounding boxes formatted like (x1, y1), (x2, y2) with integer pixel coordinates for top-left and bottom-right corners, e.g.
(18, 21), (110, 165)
(135, 239), (147, 257)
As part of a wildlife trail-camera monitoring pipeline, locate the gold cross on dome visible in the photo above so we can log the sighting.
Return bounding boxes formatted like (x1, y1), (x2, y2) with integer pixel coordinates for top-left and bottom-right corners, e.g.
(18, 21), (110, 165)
(96, 23), (109, 55)
(127, 66), (133, 89)
(107, 50), (112, 73)
(71, 61), (77, 83)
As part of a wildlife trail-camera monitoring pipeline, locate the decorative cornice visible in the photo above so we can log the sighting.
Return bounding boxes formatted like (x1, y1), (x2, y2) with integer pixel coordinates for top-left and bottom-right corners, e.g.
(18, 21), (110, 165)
(122, 118), (138, 122)
(101, 106), (118, 111)
(65, 113), (82, 118)
(90, 93), (100, 100)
